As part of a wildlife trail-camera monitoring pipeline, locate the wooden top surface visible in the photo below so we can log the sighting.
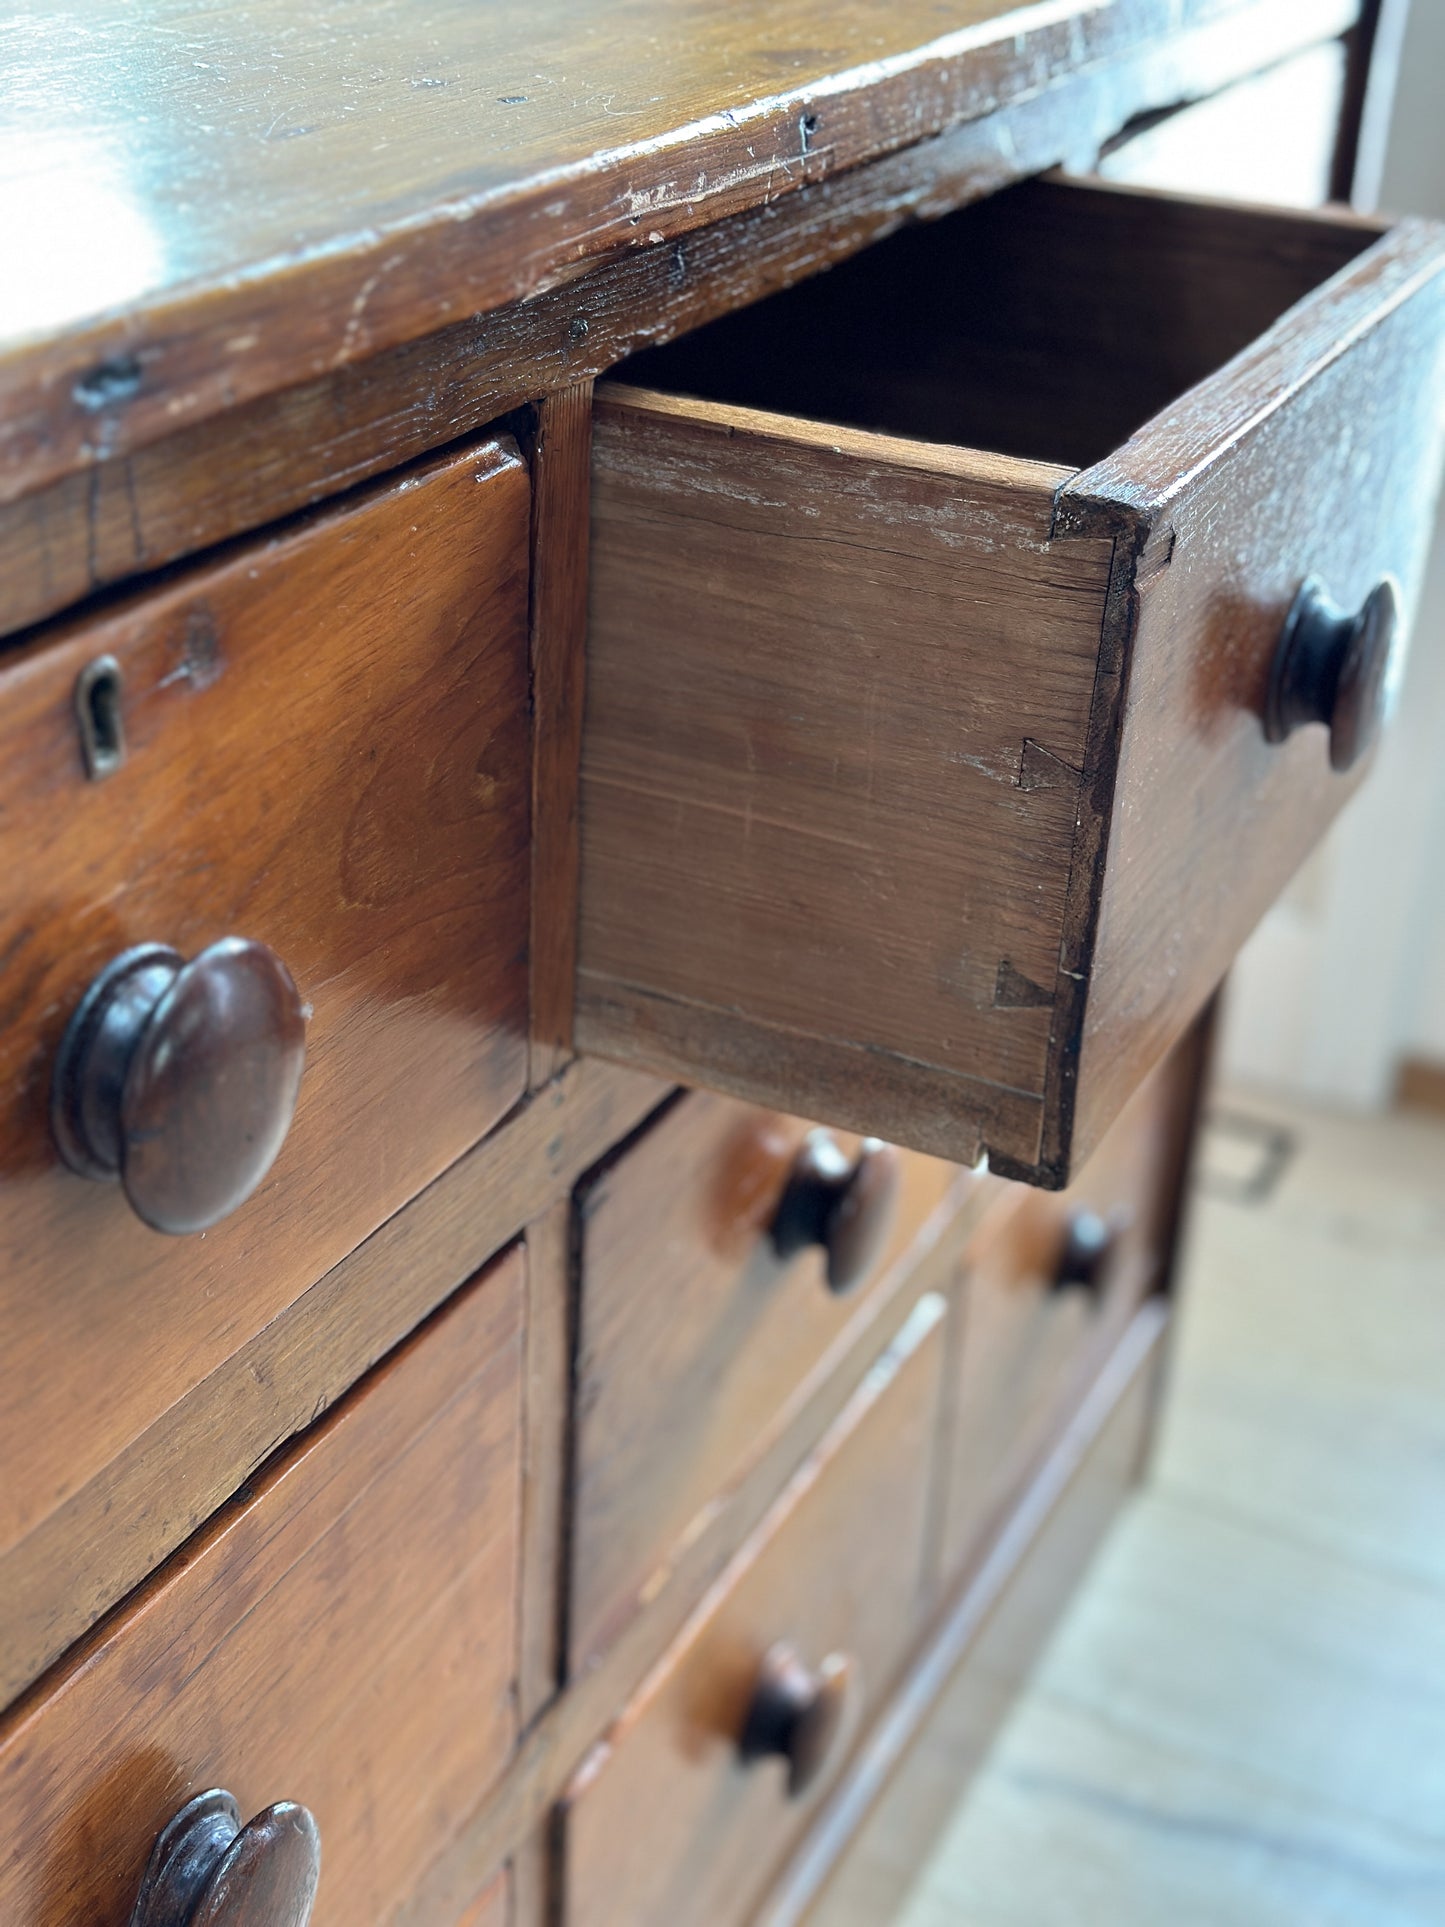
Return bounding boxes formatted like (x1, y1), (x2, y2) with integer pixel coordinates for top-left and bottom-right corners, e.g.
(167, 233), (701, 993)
(0, 0), (1349, 505)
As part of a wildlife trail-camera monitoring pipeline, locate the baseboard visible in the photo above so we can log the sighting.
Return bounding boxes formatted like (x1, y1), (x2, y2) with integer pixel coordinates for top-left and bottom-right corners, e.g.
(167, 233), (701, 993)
(1396, 1056), (1445, 1117)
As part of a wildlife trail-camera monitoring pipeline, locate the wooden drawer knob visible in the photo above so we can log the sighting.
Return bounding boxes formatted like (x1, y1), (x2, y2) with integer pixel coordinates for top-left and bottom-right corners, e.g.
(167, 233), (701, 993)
(1051, 1207), (1117, 1295)
(51, 937), (306, 1235)
(129, 1789), (320, 1926)
(739, 1642), (855, 1797)
(769, 1132), (901, 1293)
(1265, 575), (1400, 772)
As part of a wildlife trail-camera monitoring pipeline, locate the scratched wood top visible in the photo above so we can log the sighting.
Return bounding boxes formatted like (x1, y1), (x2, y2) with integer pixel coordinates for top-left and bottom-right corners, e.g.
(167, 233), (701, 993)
(0, 0), (1356, 506)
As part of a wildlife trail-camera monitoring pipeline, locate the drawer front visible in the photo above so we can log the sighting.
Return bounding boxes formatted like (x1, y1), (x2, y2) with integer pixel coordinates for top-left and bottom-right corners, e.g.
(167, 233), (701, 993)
(578, 179), (1445, 1185)
(570, 1089), (964, 1672)
(0, 1246), (525, 1927)
(561, 1294), (946, 1927)
(0, 440), (529, 1650)
(938, 1039), (1194, 1582)
(810, 1302), (1165, 1926)
(457, 1869), (511, 1927)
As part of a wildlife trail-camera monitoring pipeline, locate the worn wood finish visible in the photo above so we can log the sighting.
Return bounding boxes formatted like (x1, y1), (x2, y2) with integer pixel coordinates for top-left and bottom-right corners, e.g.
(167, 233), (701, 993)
(455, 1868), (510, 1927)
(527, 383), (594, 1088)
(578, 181), (1445, 1183)
(0, 437), (530, 1664)
(569, 1091), (967, 1673)
(616, 179), (1377, 477)
(912, 1098), (1445, 1924)
(0, 0), (1360, 648)
(579, 387), (1110, 1173)
(935, 1043), (1197, 1588)
(0, 1246), (526, 1927)
(774, 1301), (1166, 1927)
(0, 13), (1404, 1927)
(0, 0), (1361, 515)
(393, 1178), (979, 1927)
(1062, 197), (1445, 1168)
(0, 1054), (664, 1717)
(559, 1295), (947, 1927)
(520, 1202), (574, 1724)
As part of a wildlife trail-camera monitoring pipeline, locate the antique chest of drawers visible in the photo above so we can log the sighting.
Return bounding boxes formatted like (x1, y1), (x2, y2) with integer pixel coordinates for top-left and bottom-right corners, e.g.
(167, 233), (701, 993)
(0, 3), (1433, 1922)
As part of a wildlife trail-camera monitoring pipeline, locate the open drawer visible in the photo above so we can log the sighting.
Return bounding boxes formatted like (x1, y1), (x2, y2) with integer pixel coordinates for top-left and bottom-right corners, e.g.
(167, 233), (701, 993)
(577, 178), (1445, 1185)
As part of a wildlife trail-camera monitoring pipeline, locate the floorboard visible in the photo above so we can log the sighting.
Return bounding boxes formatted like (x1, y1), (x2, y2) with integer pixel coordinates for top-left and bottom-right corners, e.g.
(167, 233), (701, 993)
(811, 1092), (1445, 1924)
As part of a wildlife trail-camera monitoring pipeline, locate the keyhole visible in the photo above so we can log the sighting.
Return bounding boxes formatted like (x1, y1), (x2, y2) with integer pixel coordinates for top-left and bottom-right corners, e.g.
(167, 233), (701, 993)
(76, 655), (126, 780)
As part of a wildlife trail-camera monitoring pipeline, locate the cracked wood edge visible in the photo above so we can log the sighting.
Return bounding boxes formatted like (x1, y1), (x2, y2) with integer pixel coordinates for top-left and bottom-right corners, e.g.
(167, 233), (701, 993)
(0, 0), (1360, 643)
(0, 0), (1358, 512)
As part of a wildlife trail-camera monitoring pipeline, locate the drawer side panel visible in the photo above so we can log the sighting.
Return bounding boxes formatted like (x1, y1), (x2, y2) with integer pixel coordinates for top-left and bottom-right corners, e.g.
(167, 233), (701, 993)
(579, 388), (1112, 1170)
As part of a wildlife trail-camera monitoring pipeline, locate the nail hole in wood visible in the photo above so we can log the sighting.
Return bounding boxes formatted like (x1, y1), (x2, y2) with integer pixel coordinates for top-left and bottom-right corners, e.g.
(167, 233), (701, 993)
(73, 354), (144, 411)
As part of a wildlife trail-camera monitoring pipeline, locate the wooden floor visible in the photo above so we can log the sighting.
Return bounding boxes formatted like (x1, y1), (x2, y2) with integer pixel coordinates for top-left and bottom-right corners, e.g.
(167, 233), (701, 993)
(813, 1093), (1445, 1925)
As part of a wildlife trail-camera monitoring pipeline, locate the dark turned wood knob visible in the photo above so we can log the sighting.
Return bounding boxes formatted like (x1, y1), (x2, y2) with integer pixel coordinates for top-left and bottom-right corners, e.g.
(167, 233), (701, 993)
(1265, 575), (1400, 772)
(769, 1131), (901, 1293)
(51, 937), (306, 1236)
(739, 1642), (855, 1797)
(129, 1789), (320, 1927)
(1050, 1207), (1117, 1295)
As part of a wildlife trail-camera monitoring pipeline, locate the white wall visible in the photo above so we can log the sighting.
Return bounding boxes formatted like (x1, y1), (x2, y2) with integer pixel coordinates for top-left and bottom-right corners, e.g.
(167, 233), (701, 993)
(1219, 0), (1445, 1103)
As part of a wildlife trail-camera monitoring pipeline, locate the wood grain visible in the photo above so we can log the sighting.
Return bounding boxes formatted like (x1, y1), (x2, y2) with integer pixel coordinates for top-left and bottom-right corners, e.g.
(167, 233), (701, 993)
(0, 0), (1359, 514)
(527, 383), (594, 1088)
(391, 1173), (980, 1927)
(786, 1302), (1165, 1927)
(0, 1245), (526, 1927)
(1157, 1093), (1445, 1588)
(1060, 199), (1445, 1171)
(619, 177), (1376, 480)
(520, 1202), (573, 1724)
(577, 385), (1113, 1173)
(578, 182), (1445, 1184)
(935, 1040), (1199, 1589)
(0, 436), (529, 1652)
(398, 1199), (1168, 1925)
(559, 1294), (948, 1927)
(1011, 1496), (1445, 1864)
(569, 1090), (968, 1673)
(905, 1101), (1445, 1926)
(0, 0), (1360, 646)
(455, 1868), (510, 1927)
(0, 1054), (666, 1716)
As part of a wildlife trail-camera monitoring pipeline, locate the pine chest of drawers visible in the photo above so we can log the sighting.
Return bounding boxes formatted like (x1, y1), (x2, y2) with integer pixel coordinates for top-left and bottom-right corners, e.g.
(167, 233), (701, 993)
(0, 4), (1430, 1921)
